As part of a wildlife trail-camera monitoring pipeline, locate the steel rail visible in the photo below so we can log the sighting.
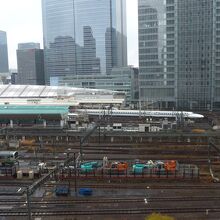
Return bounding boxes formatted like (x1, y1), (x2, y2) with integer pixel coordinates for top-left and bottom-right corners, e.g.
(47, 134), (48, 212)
(1, 196), (220, 205)
(1, 207), (220, 216)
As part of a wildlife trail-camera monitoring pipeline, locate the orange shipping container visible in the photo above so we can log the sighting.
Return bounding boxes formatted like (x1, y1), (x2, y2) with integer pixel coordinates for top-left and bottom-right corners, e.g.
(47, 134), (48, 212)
(20, 139), (35, 146)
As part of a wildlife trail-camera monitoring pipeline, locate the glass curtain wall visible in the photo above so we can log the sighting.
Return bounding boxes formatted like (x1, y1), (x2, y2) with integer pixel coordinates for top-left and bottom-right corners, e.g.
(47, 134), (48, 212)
(138, 0), (176, 109)
(42, 0), (127, 85)
(177, 0), (213, 110)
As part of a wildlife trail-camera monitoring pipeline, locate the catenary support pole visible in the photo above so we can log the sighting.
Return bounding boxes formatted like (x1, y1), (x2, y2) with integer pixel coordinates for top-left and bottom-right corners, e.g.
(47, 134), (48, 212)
(26, 187), (32, 220)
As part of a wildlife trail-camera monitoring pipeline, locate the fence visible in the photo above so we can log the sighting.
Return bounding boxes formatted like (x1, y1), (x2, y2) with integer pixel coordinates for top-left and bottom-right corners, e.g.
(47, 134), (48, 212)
(58, 166), (199, 180)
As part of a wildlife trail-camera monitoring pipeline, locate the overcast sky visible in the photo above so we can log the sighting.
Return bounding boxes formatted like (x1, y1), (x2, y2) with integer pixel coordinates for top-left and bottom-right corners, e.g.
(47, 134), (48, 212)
(0, 0), (138, 70)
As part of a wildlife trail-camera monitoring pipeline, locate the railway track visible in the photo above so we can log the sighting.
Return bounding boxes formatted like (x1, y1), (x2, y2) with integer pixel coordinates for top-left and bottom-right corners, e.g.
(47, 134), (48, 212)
(42, 142), (209, 147)
(20, 144), (219, 159)
(1, 207), (220, 216)
(33, 144), (210, 150)
(43, 183), (220, 189)
(29, 144), (210, 152)
(21, 149), (218, 155)
(1, 196), (220, 205)
(0, 182), (219, 190)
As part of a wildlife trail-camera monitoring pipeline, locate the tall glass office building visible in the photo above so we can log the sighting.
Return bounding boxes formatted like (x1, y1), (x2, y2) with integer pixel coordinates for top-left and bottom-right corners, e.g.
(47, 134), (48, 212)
(42, 0), (127, 85)
(0, 31), (9, 73)
(138, 0), (220, 110)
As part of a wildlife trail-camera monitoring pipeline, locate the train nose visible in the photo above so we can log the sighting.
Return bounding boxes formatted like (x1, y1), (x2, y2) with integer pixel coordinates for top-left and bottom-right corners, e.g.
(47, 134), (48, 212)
(194, 113), (204, 119)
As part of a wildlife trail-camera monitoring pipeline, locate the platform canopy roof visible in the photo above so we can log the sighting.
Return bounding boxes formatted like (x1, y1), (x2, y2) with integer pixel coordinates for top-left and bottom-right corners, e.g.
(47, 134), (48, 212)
(0, 85), (116, 98)
(0, 105), (69, 115)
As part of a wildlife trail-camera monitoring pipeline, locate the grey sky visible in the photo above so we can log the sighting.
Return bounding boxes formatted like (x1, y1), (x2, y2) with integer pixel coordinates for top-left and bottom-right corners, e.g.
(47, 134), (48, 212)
(0, 0), (138, 69)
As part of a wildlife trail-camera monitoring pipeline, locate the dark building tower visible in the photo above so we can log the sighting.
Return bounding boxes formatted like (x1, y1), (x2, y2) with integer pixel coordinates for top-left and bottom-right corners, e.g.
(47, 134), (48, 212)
(0, 31), (9, 73)
(17, 43), (45, 85)
(105, 27), (117, 74)
(214, 0), (220, 109)
(177, 0), (213, 110)
(82, 26), (101, 75)
(138, 0), (175, 109)
(42, 0), (127, 85)
(47, 36), (77, 86)
(138, 0), (220, 110)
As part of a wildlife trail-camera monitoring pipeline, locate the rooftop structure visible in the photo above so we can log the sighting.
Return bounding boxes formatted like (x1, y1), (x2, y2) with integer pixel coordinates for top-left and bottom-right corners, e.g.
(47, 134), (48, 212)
(0, 105), (68, 115)
(18, 42), (40, 50)
(0, 105), (69, 127)
(0, 85), (124, 107)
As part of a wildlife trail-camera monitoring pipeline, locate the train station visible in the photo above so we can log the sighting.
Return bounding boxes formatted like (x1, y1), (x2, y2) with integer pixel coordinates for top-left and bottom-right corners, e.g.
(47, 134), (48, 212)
(0, 84), (124, 128)
(0, 84), (220, 220)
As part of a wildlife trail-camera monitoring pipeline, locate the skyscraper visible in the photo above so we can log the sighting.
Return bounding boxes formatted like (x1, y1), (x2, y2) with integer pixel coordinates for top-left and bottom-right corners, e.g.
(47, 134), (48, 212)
(17, 43), (45, 85)
(138, 0), (175, 110)
(138, 0), (220, 110)
(42, 0), (127, 85)
(0, 31), (9, 73)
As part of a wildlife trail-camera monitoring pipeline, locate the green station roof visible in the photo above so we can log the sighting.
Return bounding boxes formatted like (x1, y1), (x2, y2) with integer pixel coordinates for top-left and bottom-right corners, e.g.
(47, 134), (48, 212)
(0, 105), (69, 115)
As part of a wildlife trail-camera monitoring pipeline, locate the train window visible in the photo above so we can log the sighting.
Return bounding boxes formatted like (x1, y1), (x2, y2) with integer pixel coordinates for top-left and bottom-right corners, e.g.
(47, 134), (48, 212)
(14, 152), (18, 158)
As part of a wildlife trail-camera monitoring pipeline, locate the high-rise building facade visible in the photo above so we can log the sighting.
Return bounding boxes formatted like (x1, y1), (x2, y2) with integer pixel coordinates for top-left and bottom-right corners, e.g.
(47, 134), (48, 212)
(17, 43), (45, 85)
(138, 0), (220, 110)
(42, 0), (127, 85)
(177, 0), (213, 110)
(214, 0), (220, 109)
(0, 31), (9, 73)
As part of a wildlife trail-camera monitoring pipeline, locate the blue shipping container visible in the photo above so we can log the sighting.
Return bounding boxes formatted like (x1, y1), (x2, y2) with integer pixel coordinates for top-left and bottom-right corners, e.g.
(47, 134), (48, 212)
(79, 188), (93, 196)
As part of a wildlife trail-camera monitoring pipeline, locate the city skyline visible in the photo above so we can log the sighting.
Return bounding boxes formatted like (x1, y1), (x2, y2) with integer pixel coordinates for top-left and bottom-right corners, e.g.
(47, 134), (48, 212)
(0, 0), (138, 70)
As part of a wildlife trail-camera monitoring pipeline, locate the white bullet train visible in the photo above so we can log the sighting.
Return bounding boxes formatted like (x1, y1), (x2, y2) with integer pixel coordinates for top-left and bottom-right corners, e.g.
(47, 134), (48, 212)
(69, 109), (204, 119)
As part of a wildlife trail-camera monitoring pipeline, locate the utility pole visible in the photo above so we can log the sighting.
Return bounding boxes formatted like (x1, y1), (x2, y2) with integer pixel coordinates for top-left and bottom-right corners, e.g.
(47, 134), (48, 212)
(98, 125), (101, 144)
(79, 137), (83, 160)
(139, 98), (142, 118)
(79, 123), (98, 160)
(208, 138), (220, 182)
(74, 152), (77, 196)
(26, 187), (32, 220)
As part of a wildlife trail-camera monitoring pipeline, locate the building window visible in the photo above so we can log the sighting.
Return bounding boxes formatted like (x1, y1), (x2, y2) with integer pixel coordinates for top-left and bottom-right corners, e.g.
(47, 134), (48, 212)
(167, 0), (174, 4)
(166, 6), (174, 11)
(167, 27), (175, 32)
(167, 13), (174, 18)
(167, 20), (175, 25)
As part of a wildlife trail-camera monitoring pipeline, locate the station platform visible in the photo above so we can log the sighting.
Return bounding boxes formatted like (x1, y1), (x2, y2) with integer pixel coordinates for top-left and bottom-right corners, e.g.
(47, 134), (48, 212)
(0, 105), (69, 127)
